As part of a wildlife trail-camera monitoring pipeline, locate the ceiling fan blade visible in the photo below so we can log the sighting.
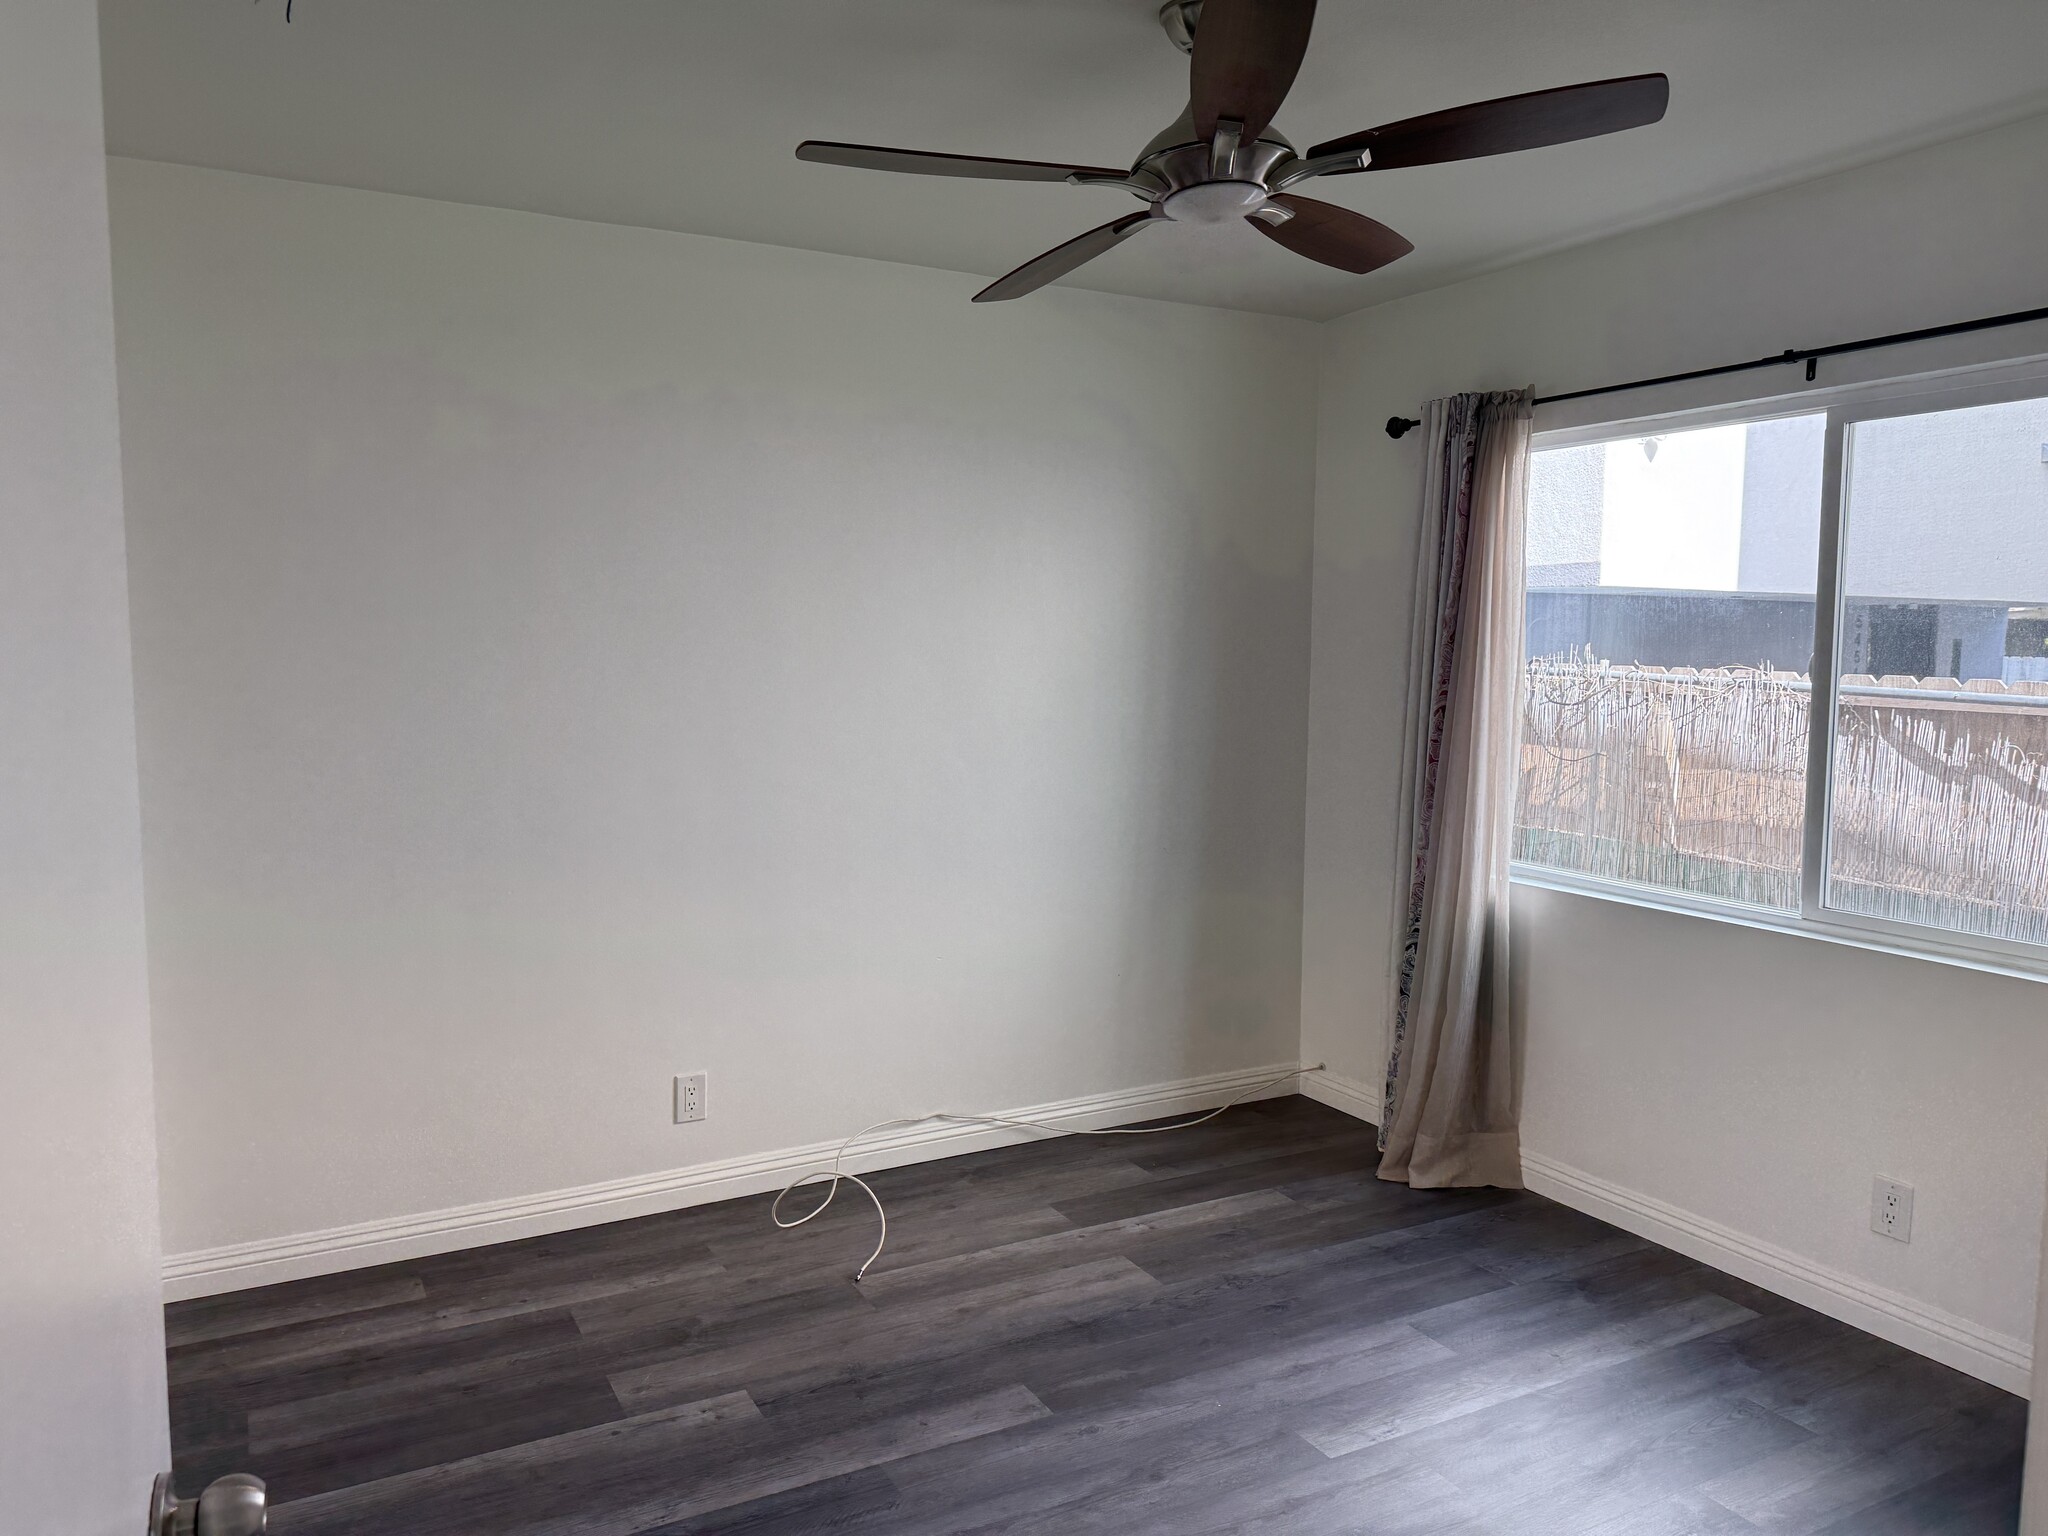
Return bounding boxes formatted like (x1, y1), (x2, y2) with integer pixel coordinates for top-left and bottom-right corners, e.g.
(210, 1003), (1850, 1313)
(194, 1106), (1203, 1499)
(1190, 0), (1318, 145)
(795, 140), (1129, 183)
(1307, 74), (1670, 174)
(1250, 194), (1412, 275)
(973, 212), (1158, 303)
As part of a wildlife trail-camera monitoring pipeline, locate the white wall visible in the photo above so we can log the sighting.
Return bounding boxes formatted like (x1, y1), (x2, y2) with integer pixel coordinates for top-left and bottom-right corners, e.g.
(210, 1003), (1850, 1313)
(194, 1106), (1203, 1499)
(1303, 111), (2048, 1379)
(0, 3), (170, 1530)
(108, 161), (1320, 1272)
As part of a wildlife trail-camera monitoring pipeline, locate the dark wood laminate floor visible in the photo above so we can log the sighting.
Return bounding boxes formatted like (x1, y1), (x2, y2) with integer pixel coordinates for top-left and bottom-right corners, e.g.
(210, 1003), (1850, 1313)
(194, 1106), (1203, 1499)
(166, 1097), (2028, 1534)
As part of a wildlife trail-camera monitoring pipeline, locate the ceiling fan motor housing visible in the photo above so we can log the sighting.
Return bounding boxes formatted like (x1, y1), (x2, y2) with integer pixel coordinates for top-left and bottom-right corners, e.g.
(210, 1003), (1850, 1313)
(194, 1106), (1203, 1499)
(1131, 107), (1297, 203)
(1159, 1), (1203, 54)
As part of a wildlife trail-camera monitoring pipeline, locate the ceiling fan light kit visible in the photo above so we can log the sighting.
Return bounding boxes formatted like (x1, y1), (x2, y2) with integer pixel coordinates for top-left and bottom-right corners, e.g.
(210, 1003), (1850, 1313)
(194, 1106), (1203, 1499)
(796, 0), (1669, 302)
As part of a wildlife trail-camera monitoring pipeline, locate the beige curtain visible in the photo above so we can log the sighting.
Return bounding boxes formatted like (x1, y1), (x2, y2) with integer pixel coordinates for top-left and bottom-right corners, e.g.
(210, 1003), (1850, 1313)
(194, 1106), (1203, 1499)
(1380, 389), (1534, 1189)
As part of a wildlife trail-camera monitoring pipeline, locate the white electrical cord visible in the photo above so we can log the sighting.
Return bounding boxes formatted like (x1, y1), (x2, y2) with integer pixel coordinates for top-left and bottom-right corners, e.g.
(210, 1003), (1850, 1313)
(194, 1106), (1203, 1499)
(771, 1063), (1327, 1281)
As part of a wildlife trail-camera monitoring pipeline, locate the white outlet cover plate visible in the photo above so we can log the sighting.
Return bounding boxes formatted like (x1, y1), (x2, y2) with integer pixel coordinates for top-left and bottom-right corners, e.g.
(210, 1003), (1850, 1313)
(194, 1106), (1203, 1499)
(1871, 1176), (1914, 1241)
(674, 1072), (707, 1124)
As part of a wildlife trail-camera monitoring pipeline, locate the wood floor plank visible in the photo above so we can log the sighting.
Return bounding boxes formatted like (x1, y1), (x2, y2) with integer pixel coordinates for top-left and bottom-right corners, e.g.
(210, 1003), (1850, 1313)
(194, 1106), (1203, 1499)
(166, 1272), (429, 1347)
(1583, 1489), (1765, 1534)
(169, 1302), (589, 1394)
(568, 1260), (863, 1343)
(649, 1384), (1052, 1531)
(1770, 1348), (2024, 1451)
(1802, 1448), (2025, 1536)
(1097, 1457), (1492, 1536)
(273, 1385), (1046, 1536)
(245, 1328), (632, 1454)
(1048, 1139), (1387, 1228)
(1458, 1401), (1813, 1536)
(251, 1377), (630, 1504)
(883, 1395), (1335, 1535)
(636, 1465), (904, 1534)
(707, 1194), (1089, 1292)
(853, 1188), (1295, 1305)
(1342, 1366), (1811, 1536)
(1706, 1366), (2032, 1534)
(165, 1096), (2025, 1532)
(1120, 1187), (1562, 1291)
(1035, 1314), (1456, 1419)
(1103, 1182), (1497, 1287)
(609, 1256), (1160, 1412)
(1011, 1254), (1510, 1405)
(266, 1390), (764, 1535)
(1302, 1291), (1761, 1456)
(1117, 1111), (1380, 1178)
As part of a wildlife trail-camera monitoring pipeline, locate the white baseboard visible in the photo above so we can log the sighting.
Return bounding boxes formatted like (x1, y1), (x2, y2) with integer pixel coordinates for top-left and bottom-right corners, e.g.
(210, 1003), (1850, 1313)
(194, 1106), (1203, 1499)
(162, 1061), (1311, 1302)
(1299, 1067), (1381, 1127)
(1522, 1148), (2033, 1398)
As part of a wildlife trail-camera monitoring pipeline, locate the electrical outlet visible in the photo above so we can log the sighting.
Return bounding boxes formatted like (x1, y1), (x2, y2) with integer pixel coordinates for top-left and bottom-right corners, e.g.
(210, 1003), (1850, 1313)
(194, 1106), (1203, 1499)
(674, 1072), (706, 1124)
(1871, 1176), (1913, 1242)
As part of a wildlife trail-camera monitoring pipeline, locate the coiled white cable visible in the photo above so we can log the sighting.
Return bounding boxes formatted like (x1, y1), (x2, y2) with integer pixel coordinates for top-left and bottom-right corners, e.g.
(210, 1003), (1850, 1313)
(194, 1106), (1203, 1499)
(771, 1064), (1327, 1281)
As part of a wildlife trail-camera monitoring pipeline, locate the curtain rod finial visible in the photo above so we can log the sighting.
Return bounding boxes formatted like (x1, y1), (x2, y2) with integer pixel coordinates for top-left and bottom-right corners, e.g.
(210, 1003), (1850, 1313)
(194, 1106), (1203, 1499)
(1386, 416), (1421, 440)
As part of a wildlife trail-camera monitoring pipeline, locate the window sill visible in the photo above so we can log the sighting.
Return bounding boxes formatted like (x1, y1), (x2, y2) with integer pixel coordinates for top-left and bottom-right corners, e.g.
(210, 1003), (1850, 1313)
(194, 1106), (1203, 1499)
(1508, 865), (2048, 988)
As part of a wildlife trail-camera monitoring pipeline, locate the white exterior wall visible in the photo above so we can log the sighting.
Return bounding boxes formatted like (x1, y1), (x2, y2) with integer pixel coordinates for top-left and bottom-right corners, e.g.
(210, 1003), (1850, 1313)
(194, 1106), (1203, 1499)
(1539, 403), (2048, 605)
(1843, 398), (2048, 604)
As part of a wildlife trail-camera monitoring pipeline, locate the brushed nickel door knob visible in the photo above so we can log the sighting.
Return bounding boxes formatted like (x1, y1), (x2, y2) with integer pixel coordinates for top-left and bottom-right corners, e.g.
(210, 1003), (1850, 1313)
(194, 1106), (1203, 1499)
(149, 1471), (266, 1536)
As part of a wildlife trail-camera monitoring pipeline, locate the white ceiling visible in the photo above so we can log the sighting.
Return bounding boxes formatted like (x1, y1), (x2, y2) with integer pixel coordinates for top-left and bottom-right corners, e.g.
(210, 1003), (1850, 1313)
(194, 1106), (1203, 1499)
(98, 0), (2048, 320)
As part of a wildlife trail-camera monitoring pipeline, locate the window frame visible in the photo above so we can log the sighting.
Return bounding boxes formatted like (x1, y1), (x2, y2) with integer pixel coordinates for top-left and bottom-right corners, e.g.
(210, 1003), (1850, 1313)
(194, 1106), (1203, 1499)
(1516, 358), (2048, 984)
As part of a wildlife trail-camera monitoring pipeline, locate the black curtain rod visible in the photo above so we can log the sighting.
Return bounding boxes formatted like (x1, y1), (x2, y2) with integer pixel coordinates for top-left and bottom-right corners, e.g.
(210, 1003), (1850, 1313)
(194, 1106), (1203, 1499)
(1383, 302), (2048, 440)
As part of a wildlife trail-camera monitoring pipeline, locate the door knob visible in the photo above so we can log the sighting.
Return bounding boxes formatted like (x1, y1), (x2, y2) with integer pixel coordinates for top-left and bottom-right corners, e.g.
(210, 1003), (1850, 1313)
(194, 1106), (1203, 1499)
(149, 1471), (266, 1536)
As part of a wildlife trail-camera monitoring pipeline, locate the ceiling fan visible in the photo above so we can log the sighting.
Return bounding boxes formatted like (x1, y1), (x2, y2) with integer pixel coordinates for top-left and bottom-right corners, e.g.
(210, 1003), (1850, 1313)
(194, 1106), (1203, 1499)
(795, 0), (1668, 302)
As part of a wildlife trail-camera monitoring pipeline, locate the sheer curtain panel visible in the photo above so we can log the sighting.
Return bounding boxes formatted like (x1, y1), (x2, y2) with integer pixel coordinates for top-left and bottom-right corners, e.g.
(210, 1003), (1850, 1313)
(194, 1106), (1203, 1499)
(1380, 389), (1534, 1189)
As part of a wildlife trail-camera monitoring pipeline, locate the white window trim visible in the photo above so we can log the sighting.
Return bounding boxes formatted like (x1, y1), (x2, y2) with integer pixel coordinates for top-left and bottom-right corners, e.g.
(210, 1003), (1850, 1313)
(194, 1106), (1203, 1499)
(1518, 353), (2048, 985)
